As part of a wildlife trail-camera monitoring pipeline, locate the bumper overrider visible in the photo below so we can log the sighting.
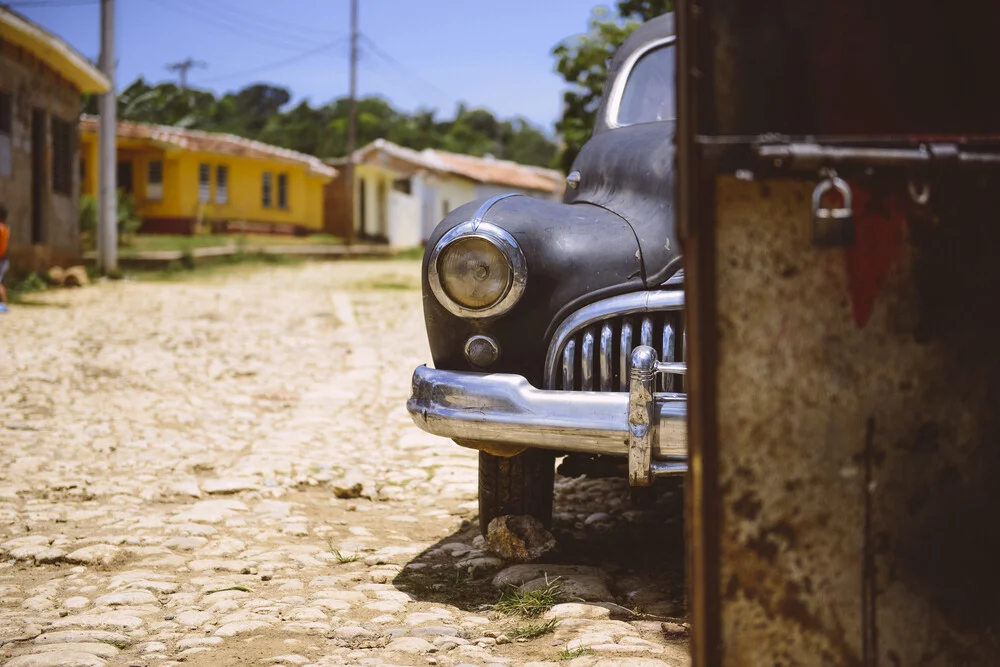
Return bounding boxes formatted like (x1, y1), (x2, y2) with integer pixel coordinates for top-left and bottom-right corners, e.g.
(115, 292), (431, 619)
(407, 345), (687, 486)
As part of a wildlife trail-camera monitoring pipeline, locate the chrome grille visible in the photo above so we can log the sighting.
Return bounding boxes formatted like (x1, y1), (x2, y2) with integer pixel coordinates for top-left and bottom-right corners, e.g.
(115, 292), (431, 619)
(544, 291), (686, 393)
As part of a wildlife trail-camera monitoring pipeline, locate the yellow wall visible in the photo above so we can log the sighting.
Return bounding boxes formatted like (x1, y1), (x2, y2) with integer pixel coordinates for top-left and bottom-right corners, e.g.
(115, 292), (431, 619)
(80, 131), (330, 230)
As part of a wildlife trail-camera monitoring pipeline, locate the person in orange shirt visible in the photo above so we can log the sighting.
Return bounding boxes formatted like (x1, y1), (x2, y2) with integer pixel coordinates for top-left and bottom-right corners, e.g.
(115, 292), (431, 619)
(0, 203), (9, 314)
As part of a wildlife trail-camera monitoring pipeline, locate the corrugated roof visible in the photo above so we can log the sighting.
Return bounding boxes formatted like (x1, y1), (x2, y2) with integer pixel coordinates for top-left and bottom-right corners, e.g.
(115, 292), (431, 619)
(79, 116), (337, 179)
(334, 139), (563, 193)
(0, 8), (110, 93)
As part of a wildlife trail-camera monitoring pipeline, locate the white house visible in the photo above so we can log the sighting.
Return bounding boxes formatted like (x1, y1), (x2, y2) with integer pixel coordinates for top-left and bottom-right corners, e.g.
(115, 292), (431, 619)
(323, 140), (564, 248)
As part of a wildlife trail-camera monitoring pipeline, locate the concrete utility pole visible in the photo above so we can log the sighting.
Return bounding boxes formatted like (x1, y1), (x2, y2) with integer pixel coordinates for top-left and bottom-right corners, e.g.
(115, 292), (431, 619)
(345, 0), (358, 245)
(97, 0), (118, 274)
(166, 57), (207, 90)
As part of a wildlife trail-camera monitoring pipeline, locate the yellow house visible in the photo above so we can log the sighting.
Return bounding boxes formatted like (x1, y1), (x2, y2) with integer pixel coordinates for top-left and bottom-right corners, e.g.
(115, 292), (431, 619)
(79, 116), (336, 235)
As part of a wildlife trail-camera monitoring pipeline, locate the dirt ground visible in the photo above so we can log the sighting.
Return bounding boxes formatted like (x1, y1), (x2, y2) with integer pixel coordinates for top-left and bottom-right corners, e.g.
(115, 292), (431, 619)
(0, 259), (689, 667)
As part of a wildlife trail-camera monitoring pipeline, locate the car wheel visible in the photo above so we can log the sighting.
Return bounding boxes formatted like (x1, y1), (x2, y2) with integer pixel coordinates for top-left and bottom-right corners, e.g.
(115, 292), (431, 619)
(478, 448), (555, 536)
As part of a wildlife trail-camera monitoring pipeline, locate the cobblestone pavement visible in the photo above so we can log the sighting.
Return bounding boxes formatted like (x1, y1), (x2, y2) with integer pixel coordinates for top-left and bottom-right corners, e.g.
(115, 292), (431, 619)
(0, 260), (689, 667)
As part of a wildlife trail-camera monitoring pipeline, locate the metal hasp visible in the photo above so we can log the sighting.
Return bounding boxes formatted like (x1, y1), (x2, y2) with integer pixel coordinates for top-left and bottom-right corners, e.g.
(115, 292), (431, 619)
(677, 0), (1000, 665)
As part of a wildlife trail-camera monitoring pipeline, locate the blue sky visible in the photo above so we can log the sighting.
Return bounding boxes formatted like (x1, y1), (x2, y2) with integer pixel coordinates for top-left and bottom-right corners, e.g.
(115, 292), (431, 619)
(11, 0), (605, 132)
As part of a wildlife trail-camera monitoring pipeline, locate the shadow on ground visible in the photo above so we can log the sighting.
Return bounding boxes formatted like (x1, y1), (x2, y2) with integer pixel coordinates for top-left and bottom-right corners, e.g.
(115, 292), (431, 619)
(393, 473), (687, 620)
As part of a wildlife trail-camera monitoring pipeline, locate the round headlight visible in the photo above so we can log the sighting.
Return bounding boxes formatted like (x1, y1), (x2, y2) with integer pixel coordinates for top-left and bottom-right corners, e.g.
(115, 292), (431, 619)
(428, 221), (527, 319)
(438, 237), (512, 310)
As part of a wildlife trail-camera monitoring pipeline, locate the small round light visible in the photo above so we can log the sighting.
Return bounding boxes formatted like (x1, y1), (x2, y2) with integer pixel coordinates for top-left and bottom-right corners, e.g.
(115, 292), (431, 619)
(437, 237), (512, 310)
(465, 335), (500, 367)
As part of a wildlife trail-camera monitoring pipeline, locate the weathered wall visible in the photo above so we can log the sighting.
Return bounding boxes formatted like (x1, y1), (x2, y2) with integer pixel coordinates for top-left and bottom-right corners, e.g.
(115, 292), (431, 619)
(0, 42), (83, 275)
(712, 175), (1000, 665)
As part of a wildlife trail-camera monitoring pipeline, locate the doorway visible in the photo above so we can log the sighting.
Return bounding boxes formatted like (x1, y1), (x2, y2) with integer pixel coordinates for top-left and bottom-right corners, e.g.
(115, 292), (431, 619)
(31, 109), (45, 244)
(117, 161), (134, 195)
(358, 177), (368, 237)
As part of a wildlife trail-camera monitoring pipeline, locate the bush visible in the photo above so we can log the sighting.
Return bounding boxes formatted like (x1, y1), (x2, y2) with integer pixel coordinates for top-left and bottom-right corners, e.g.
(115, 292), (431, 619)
(79, 190), (143, 248)
(117, 191), (142, 245)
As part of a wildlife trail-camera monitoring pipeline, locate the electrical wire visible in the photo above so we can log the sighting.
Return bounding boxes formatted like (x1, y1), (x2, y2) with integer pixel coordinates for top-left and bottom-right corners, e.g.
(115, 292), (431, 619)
(206, 0), (333, 42)
(147, 0), (328, 53)
(199, 36), (348, 84)
(4, 0), (97, 6)
(357, 33), (454, 102)
(171, 0), (334, 49)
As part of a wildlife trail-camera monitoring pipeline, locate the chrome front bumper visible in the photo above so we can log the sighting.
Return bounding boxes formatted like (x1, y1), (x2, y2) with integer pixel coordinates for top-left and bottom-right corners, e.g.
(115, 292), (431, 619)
(407, 346), (687, 485)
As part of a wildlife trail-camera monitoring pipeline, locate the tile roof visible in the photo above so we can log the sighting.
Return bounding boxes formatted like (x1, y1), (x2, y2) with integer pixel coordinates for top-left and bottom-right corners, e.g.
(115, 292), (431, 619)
(79, 116), (337, 179)
(337, 139), (564, 194)
(1, 8), (110, 93)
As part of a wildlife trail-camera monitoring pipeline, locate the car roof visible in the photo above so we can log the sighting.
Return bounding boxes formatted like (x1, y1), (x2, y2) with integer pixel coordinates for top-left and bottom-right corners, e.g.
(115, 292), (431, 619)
(593, 12), (676, 134)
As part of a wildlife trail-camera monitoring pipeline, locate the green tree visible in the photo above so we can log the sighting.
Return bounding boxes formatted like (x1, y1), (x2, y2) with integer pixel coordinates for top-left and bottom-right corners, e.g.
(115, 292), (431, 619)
(106, 80), (560, 169)
(552, 1), (672, 172)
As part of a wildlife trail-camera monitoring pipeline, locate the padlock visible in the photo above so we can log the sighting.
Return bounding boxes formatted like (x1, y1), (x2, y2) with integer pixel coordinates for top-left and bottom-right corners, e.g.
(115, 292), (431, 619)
(812, 176), (856, 247)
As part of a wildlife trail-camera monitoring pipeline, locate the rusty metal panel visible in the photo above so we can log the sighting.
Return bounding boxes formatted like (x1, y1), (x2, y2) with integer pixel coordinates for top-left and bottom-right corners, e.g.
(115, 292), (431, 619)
(696, 174), (1000, 666)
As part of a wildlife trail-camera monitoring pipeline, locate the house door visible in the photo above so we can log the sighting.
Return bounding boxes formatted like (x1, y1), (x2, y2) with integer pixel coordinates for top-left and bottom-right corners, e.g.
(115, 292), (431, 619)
(358, 177), (368, 237)
(30, 109), (45, 244)
(117, 161), (134, 195)
(376, 179), (388, 238)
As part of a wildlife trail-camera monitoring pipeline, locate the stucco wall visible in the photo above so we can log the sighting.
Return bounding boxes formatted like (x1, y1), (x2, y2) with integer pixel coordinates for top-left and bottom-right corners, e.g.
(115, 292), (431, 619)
(81, 133), (330, 232)
(0, 44), (83, 275)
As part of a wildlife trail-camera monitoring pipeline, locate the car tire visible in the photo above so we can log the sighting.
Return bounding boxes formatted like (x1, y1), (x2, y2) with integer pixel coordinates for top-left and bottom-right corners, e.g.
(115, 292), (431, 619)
(478, 448), (555, 536)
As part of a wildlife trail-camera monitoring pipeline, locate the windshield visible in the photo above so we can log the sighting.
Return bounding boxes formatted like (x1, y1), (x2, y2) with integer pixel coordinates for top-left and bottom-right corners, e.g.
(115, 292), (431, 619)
(615, 43), (676, 126)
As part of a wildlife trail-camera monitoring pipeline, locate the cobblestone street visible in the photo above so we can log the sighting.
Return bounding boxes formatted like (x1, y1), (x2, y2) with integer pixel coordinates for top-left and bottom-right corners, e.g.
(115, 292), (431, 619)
(0, 260), (689, 667)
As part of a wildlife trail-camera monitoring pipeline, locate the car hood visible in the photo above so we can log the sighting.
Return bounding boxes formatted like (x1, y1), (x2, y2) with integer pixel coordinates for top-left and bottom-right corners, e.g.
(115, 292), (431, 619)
(564, 121), (681, 286)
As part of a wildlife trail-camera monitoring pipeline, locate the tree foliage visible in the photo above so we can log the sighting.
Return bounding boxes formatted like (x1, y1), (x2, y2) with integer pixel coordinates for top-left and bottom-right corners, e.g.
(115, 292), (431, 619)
(552, 0), (673, 172)
(88, 78), (558, 169)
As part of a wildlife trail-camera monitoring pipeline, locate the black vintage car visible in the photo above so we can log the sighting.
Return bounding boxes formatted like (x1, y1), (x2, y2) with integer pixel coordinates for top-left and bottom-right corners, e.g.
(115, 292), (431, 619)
(407, 13), (684, 535)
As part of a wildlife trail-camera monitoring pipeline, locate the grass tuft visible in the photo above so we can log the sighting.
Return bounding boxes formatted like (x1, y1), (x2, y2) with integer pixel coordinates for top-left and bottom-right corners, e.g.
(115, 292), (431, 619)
(508, 618), (558, 640)
(493, 576), (563, 617)
(327, 540), (362, 563)
(558, 647), (594, 660)
(205, 585), (252, 594)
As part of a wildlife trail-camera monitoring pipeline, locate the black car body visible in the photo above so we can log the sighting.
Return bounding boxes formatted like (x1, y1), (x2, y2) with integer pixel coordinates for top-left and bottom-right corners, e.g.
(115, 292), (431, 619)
(407, 13), (685, 533)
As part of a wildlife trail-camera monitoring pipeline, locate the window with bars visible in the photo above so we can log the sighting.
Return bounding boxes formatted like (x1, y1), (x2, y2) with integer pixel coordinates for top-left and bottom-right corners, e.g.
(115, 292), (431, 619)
(262, 172), (273, 208)
(216, 165), (228, 204)
(0, 91), (11, 178)
(277, 173), (288, 209)
(51, 117), (73, 196)
(147, 160), (163, 200)
(198, 163), (211, 203)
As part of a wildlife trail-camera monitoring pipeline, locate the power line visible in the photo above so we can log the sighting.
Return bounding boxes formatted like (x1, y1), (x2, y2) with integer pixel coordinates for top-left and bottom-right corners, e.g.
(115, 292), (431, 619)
(206, 0), (334, 41)
(171, 0), (334, 49)
(147, 0), (328, 53)
(199, 37), (347, 84)
(4, 0), (97, 6)
(357, 33), (454, 102)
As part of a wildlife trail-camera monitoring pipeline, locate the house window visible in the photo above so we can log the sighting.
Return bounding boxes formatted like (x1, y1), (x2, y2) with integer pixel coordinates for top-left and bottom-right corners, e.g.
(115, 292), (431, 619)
(198, 163), (211, 203)
(262, 172), (273, 208)
(147, 160), (163, 200)
(392, 178), (411, 195)
(51, 117), (74, 196)
(216, 165), (228, 204)
(277, 173), (288, 209)
(0, 91), (11, 178)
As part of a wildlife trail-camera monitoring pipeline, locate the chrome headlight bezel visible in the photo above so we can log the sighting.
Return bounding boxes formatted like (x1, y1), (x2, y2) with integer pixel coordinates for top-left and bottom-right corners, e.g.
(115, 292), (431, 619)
(427, 221), (527, 319)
